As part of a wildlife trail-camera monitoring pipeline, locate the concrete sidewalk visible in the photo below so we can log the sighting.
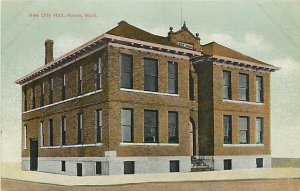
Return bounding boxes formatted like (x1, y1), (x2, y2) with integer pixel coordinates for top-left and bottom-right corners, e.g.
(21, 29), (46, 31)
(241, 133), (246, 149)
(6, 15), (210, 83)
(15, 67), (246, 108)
(1, 163), (300, 186)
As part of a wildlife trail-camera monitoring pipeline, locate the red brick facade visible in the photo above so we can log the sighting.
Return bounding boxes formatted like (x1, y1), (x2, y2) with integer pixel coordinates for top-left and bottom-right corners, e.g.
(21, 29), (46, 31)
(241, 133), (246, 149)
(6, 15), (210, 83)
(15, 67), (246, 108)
(17, 21), (279, 173)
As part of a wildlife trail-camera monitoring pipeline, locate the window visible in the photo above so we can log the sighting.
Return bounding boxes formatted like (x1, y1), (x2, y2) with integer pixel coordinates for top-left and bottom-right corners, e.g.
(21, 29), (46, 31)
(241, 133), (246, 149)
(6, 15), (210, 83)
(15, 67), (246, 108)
(144, 58), (158, 92)
(40, 121), (44, 147)
(189, 71), (194, 101)
(168, 61), (178, 94)
(77, 113), (83, 144)
(168, 112), (178, 143)
(40, 82), (45, 106)
(31, 87), (35, 109)
(239, 117), (249, 144)
(62, 161), (66, 172)
(120, 54), (133, 89)
(124, 161), (135, 174)
(256, 118), (263, 144)
(96, 162), (102, 175)
(61, 73), (66, 100)
(49, 119), (53, 146)
(170, 160), (180, 172)
(144, 110), (158, 143)
(239, 74), (249, 101)
(223, 71), (231, 99)
(95, 58), (102, 90)
(95, 109), (102, 143)
(23, 90), (27, 111)
(49, 78), (53, 104)
(77, 66), (83, 95)
(223, 115), (232, 144)
(23, 125), (27, 149)
(121, 109), (133, 142)
(61, 116), (66, 145)
(256, 76), (264, 103)
(256, 158), (263, 168)
(224, 159), (232, 170)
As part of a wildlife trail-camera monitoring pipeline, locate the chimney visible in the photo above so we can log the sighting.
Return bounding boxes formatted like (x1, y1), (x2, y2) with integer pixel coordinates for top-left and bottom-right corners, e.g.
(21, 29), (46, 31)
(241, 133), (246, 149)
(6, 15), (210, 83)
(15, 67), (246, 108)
(45, 39), (54, 65)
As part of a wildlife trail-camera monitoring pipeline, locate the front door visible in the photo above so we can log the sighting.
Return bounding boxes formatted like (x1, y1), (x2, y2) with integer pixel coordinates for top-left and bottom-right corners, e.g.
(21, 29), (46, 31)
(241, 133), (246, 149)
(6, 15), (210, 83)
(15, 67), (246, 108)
(30, 139), (38, 171)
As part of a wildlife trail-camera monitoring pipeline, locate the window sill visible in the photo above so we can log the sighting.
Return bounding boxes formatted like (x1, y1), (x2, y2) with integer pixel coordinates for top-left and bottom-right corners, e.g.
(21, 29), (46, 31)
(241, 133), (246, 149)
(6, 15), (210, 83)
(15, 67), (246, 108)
(120, 142), (179, 146)
(40, 143), (103, 149)
(223, 99), (264, 105)
(120, 88), (179, 97)
(223, 144), (264, 147)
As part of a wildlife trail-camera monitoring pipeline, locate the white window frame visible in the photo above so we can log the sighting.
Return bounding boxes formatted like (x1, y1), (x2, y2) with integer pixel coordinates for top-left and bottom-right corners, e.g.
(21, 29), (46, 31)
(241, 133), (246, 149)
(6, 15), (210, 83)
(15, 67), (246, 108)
(95, 58), (102, 90)
(23, 125), (27, 149)
(40, 121), (44, 147)
(95, 109), (102, 143)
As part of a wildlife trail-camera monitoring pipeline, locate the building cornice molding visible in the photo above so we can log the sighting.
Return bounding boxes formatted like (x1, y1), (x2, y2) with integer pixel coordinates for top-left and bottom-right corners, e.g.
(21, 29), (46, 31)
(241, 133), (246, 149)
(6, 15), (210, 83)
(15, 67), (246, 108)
(16, 34), (202, 85)
(191, 55), (280, 73)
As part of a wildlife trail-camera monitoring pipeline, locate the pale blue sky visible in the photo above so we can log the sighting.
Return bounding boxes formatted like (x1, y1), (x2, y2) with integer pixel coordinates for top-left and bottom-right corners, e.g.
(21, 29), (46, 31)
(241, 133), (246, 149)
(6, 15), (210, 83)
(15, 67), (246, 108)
(1, 0), (299, 161)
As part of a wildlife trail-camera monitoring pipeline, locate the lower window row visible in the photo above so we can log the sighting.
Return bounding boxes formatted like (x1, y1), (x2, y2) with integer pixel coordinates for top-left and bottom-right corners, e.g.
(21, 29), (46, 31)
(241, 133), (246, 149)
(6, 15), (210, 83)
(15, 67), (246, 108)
(224, 158), (263, 170)
(61, 160), (180, 175)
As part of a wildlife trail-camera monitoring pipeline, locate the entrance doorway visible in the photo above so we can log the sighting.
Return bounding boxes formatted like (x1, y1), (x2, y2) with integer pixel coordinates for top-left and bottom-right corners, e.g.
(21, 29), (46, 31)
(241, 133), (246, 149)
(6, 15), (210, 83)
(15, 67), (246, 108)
(30, 139), (38, 171)
(189, 119), (196, 156)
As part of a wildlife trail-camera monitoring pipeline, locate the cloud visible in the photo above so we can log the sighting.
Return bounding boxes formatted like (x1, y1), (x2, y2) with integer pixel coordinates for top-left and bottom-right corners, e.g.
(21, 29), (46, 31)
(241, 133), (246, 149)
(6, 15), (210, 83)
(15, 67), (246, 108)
(204, 33), (273, 54)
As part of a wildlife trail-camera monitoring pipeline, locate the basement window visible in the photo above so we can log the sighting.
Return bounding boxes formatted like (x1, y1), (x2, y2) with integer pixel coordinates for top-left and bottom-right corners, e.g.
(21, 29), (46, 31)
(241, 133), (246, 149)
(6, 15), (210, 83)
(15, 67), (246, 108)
(170, 160), (180, 172)
(61, 161), (66, 172)
(124, 161), (135, 174)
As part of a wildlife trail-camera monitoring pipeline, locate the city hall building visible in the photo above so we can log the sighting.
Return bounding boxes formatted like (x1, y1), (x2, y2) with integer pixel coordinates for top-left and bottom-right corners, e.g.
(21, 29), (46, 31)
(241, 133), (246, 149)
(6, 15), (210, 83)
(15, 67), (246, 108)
(16, 21), (279, 176)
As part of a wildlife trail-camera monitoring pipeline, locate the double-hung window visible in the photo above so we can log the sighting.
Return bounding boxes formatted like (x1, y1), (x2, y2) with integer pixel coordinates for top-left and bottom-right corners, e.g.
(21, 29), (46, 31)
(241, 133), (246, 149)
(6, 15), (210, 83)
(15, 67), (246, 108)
(189, 71), (194, 101)
(256, 76), (263, 103)
(77, 66), (83, 95)
(239, 117), (249, 144)
(61, 116), (66, 145)
(77, 113), (83, 144)
(223, 115), (232, 144)
(49, 78), (53, 104)
(223, 71), (231, 99)
(95, 109), (102, 143)
(23, 125), (27, 149)
(168, 61), (178, 94)
(23, 90), (27, 111)
(61, 73), (66, 100)
(31, 87), (35, 109)
(95, 58), (102, 90)
(144, 110), (158, 143)
(49, 119), (53, 146)
(40, 82), (45, 106)
(40, 121), (44, 147)
(256, 118), (263, 144)
(121, 109), (133, 142)
(168, 112), (178, 143)
(239, 73), (249, 101)
(120, 54), (133, 89)
(144, 58), (158, 92)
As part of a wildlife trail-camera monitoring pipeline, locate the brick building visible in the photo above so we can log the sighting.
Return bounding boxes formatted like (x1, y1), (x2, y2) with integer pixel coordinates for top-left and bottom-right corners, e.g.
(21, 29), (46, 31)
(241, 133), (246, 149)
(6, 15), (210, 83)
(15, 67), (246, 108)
(16, 21), (279, 176)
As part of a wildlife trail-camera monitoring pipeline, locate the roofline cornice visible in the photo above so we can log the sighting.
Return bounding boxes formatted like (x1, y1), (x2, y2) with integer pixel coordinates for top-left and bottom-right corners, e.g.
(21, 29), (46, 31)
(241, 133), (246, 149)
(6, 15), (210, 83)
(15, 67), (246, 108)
(16, 34), (202, 85)
(191, 55), (280, 72)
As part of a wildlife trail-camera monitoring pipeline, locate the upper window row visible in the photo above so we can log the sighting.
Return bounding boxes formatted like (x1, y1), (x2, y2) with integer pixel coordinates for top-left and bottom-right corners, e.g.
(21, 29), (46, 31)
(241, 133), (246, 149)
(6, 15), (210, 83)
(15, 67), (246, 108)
(23, 58), (102, 111)
(222, 71), (263, 102)
(120, 53), (178, 94)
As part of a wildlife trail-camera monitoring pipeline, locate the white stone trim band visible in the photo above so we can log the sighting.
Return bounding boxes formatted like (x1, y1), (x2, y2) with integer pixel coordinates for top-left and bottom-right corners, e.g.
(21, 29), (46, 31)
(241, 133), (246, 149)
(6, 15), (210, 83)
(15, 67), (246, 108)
(23, 89), (102, 114)
(120, 88), (179, 97)
(40, 143), (103, 149)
